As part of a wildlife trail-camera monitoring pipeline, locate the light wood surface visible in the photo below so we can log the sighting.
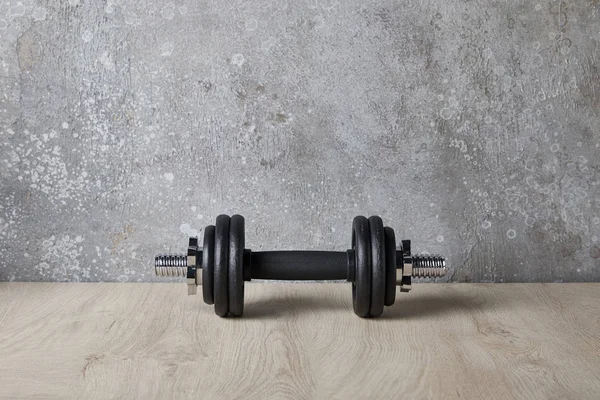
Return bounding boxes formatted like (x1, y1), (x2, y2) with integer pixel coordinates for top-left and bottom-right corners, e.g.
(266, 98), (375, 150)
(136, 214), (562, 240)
(0, 283), (599, 399)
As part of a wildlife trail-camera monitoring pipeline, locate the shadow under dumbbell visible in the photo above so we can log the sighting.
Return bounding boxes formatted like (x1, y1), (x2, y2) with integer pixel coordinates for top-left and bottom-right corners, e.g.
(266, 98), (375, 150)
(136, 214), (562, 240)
(242, 299), (351, 319)
(239, 286), (497, 320)
(242, 290), (352, 319)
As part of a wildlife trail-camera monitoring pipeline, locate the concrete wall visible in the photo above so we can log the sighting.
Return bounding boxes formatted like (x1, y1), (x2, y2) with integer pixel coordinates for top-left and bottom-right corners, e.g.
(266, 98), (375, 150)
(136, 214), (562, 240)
(1, 0), (599, 282)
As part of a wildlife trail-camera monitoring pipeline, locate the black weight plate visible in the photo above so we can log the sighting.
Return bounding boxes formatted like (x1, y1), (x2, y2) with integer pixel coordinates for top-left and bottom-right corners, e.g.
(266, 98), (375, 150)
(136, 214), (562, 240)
(384, 227), (397, 307)
(202, 225), (216, 305)
(352, 216), (371, 317)
(214, 215), (231, 317)
(228, 215), (245, 317)
(368, 216), (385, 318)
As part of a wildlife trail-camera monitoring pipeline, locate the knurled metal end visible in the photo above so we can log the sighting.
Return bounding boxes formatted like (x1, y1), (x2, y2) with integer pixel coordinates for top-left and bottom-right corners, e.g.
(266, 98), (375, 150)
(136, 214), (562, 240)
(412, 254), (446, 278)
(155, 237), (202, 295)
(397, 240), (447, 292)
(154, 254), (188, 277)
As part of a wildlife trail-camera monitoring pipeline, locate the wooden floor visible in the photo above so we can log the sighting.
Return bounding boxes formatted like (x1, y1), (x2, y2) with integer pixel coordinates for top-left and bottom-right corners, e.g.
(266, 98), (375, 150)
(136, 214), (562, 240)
(0, 283), (599, 399)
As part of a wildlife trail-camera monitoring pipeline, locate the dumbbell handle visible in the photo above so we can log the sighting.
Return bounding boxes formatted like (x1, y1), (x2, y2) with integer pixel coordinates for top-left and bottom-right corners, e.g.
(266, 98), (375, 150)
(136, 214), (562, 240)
(251, 251), (349, 281)
(154, 251), (446, 280)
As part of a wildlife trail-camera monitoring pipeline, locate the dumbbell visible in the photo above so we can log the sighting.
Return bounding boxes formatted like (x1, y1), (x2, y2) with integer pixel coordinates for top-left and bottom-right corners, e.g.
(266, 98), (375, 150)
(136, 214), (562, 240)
(154, 214), (446, 318)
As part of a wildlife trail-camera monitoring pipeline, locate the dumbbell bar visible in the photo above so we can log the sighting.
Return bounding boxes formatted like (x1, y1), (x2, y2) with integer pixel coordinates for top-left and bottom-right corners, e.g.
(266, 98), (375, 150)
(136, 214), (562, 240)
(154, 214), (446, 318)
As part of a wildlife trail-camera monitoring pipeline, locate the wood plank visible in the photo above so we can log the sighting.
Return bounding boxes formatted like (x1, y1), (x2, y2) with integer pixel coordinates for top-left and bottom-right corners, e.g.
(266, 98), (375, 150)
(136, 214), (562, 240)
(0, 283), (599, 399)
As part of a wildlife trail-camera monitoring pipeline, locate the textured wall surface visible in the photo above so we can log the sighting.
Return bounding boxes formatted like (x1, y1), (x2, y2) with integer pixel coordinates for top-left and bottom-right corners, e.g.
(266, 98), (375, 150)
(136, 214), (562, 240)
(0, 0), (599, 282)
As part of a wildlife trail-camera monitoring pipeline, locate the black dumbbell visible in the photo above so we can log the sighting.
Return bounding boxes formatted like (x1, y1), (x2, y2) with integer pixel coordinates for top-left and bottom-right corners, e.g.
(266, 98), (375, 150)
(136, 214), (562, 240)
(154, 214), (446, 318)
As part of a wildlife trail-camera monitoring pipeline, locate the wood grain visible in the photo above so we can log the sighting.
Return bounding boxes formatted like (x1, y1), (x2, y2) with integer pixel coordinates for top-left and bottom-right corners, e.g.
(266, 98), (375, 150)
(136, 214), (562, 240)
(0, 283), (599, 399)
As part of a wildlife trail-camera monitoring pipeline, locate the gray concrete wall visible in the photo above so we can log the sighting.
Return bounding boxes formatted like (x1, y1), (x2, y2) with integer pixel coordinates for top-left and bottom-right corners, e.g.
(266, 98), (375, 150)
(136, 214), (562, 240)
(1, 0), (599, 283)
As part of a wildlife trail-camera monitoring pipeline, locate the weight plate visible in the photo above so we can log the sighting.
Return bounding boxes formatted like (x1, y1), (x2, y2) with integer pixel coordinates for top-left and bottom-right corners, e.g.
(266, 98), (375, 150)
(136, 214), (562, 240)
(384, 227), (397, 306)
(352, 216), (372, 317)
(368, 216), (385, 318)
(214, 215), (231, 317)
(228, 215), (245, 317)
(202, 225), (216, 305)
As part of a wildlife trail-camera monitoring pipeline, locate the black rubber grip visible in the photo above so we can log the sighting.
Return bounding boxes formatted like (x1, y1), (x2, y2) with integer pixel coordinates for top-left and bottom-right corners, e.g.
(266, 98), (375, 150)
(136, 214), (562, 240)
(250, 251), (348, 280)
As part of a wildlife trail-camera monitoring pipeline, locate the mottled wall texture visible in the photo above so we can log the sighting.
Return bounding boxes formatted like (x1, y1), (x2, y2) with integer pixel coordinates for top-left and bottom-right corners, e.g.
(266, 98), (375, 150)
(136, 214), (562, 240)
(1, 0), (599, 283)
